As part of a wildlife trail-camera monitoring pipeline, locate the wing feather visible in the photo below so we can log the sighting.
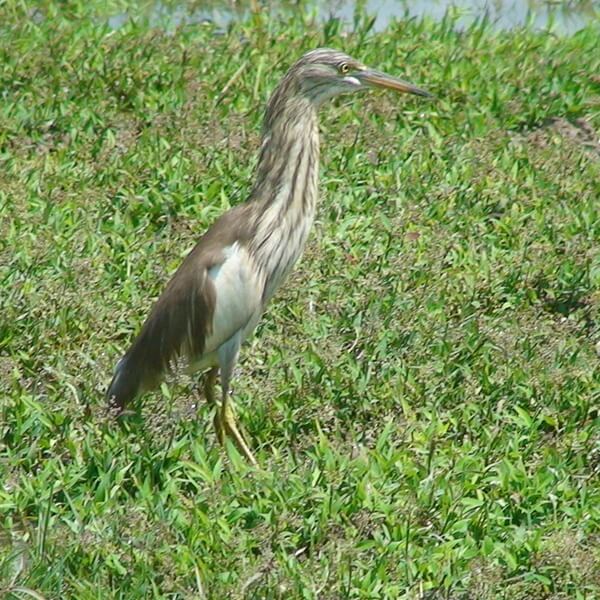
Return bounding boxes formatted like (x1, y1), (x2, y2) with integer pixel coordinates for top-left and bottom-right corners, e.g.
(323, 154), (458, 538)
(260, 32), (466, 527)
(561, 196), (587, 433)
(106, 204), (258, 408)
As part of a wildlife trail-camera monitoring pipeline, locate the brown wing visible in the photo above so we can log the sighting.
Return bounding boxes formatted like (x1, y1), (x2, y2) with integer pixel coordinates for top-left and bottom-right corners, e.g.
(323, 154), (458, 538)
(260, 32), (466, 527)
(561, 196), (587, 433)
(106, 203), (252, 409)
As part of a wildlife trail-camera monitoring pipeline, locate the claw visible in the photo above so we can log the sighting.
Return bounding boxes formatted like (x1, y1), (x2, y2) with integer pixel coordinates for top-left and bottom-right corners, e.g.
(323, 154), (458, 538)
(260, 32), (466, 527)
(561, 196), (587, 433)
(213, 402), (258, 467)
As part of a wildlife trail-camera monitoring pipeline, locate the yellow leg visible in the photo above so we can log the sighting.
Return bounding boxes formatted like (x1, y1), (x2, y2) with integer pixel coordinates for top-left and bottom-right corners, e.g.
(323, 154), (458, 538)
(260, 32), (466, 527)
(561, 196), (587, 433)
(215, 392), (258, 467)
(205, 367), (258, 467)
(203, 368), (218, 406)
(203, 368), (228, 450)
(211, 334), (259, 466)
(215, 394), (258, 467)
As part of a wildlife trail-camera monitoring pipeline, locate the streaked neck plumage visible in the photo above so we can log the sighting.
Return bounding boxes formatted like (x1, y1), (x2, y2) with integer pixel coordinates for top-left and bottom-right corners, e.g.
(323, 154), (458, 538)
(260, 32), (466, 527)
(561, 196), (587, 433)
(248, 89), (320, 303)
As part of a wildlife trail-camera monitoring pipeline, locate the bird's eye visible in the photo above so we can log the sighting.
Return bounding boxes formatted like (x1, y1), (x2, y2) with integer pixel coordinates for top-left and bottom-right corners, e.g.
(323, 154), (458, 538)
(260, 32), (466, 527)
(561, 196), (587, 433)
(339, 63), (350, 74)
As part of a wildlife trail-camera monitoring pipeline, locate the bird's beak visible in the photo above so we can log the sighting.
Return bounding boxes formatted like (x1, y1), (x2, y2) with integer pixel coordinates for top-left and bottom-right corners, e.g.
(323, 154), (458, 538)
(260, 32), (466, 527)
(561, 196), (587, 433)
(356, 69), (433, 98)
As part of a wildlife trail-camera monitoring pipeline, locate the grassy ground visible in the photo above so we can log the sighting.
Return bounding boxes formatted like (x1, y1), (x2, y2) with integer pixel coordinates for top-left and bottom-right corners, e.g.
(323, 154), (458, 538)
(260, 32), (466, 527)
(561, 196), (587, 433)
(1, 1), (600, 598)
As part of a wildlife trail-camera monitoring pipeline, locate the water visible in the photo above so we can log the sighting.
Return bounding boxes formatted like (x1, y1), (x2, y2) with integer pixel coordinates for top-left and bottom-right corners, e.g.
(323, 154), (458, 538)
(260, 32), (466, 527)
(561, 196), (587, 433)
(326, 0), (599, 33)
(107, 0), (599, 34)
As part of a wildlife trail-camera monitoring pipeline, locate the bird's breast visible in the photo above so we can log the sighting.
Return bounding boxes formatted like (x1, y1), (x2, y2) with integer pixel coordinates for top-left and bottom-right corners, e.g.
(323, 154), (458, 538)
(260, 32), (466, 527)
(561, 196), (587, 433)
(257, 214), (314, 303)
(203, 242), (265, 354)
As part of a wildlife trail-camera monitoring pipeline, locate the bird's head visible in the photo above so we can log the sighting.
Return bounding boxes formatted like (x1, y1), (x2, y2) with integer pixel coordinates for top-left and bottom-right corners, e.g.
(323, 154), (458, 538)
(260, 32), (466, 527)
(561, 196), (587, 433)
(292, 48), (432, 105)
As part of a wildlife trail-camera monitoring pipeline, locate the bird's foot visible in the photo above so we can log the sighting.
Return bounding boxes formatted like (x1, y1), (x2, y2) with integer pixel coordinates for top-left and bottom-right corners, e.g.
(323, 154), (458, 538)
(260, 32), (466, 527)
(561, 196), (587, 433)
(213, 402), (258, 467)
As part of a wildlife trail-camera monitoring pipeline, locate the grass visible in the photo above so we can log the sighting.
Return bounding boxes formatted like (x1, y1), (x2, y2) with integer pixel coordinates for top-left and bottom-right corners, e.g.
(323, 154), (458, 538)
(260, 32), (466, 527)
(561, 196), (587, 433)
(1, 1), (600, 598)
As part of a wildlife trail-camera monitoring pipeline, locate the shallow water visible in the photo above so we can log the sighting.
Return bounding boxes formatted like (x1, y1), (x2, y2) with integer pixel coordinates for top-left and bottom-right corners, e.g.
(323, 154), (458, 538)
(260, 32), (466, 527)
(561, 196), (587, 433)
(107, 0), (599, 34)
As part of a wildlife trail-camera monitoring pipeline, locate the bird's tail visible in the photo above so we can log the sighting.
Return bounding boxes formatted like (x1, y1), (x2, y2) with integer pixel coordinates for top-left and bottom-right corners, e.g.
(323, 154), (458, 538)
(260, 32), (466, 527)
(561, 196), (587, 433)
(106, 351), (144, 411)
(106, 332), (163, 411)
(106, 254), (213, 410)
(106, 299), (187, 411)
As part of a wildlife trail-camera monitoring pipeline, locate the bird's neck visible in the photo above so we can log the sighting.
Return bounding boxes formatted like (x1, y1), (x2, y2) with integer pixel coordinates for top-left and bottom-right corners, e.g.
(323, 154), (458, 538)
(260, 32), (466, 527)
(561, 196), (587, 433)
(251, 100), (320, 214)
(248, 99), (320, 301)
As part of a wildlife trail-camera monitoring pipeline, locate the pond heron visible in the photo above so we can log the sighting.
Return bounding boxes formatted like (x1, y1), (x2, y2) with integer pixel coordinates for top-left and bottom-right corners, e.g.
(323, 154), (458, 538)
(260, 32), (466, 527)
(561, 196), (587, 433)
(106, 48), (431, 465)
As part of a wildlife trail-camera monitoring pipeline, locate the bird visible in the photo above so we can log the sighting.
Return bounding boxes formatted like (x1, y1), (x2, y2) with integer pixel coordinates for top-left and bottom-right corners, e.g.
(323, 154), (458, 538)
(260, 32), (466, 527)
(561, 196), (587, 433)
(106, 48), (431, 466)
